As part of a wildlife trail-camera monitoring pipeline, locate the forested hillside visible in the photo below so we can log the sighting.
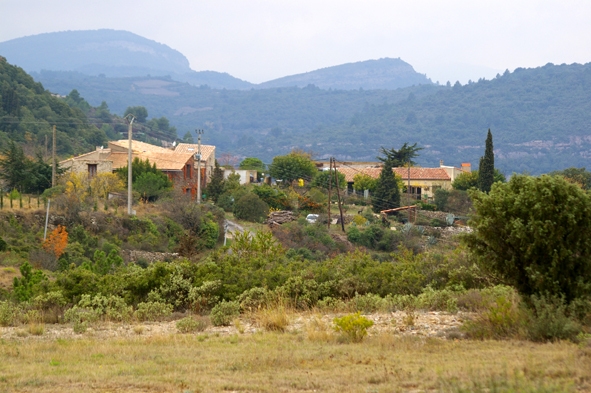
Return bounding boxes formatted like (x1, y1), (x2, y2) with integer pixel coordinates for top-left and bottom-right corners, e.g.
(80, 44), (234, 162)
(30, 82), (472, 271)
(33, 62), (591, 174)
(0, 57), (108, 156)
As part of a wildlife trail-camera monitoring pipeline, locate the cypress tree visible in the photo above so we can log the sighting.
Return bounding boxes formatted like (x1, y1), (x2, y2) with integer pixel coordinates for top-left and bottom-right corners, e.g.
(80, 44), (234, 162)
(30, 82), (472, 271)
(478, 129), (495, 193)
(372, 160), (400, 213)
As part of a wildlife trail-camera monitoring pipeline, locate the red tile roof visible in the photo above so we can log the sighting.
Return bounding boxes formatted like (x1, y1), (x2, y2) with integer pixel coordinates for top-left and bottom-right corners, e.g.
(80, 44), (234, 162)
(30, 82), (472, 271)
(336, 166), (451, 182)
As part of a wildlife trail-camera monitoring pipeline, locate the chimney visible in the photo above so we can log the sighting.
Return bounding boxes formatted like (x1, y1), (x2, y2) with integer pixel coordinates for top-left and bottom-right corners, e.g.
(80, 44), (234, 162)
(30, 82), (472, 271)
(461, 162), (471, 173)
(439, 160), (444, 167)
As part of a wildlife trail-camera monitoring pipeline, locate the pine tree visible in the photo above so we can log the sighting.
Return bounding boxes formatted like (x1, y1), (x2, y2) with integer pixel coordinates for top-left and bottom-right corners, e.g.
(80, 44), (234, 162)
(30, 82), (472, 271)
(478, 129), (495, 193)
(372, 160), (400, 213)
(206, 160), (225, 203)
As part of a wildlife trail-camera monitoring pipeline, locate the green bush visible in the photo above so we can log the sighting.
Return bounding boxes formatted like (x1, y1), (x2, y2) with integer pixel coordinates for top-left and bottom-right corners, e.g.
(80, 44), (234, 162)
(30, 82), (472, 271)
(238, 287), (270, 312)
(176, 316), (210, 333)
(210, 300), (240, 326)
(0, 301), (23, 326)
(233, 193), (269, 223)
(462, 293), (524, 340)
(333, 312), (374, 343)
(134, 301), (173, 321)
(526, 295), (582, 342)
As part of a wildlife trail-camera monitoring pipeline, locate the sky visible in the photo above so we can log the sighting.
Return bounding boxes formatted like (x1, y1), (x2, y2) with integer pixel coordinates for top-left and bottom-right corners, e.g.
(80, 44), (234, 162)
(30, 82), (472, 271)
(1, 0), (590, 85)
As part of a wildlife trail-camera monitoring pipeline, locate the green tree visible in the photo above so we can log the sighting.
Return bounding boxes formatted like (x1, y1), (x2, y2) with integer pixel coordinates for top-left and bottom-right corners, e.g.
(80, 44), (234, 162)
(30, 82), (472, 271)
(378, 142), (422, 167)
(548, 167), (591, 190)
(269, 151), (317, 185)
(206, 160), (226, 203)
(453, 169), (505, 191)
(371, 160), (400, 213)
(311, 169), (346, 189)
(239, 157), (265, 172)
(464, 174), (591, 303)
(353, 173), (378, 192)
(478, 129), (495, 193)
(182, 131), (194, 143)
(134, 172), (173, 202)
(233, 193), (269, 222)
(0, 141), (28, 191)
(124, 106), (148, 123)
(64, 89), (91, 113)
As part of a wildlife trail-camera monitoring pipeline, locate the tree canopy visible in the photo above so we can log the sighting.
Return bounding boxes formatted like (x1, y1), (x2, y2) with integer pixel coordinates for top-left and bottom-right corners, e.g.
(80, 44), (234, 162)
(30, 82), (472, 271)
(464, 174), (591, 302)
(378, 142), (422, 167)
(268, 151), (317, 184)
(371, 160), (400, 213)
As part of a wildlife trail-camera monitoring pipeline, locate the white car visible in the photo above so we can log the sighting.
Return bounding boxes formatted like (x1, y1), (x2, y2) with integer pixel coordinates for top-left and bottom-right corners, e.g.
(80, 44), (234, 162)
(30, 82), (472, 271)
(306, 214), (319, 223)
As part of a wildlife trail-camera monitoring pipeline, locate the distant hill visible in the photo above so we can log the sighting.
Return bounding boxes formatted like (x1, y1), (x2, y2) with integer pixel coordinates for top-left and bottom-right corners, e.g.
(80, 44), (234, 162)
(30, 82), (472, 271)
(32, 62), (591, 174)
(0, 29), (253, 90)
(258, 58), (432, 90)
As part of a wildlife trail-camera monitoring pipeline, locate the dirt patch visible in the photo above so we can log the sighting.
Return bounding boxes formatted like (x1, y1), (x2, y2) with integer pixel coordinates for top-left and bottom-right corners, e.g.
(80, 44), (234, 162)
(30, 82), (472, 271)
(0, 311), (469, 341)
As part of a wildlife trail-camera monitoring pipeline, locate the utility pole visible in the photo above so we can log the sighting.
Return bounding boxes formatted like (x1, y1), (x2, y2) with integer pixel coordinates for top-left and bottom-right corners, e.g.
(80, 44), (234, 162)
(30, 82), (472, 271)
(126, 115), (135, 215)
(195, 129), (203, 203)
(333, 158), (345, 232)
(407, 160), (411, 223)
(327, 158), (332, 229)
(52, 125), (56, 187)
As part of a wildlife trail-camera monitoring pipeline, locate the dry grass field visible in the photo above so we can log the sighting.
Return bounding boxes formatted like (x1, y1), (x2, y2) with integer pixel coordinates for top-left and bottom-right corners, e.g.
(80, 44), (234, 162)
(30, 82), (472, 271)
(1, 323), (590, 393)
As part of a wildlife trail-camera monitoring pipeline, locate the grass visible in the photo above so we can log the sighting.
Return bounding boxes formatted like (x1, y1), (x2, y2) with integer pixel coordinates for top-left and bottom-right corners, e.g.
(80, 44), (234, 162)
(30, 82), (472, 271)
(0, 331), (589, 392)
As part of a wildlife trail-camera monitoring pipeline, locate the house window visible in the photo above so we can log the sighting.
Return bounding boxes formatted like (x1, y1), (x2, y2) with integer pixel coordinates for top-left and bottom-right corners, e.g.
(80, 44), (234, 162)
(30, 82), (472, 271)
(185, 164), (192, 179)
(88, 164), (97, 179)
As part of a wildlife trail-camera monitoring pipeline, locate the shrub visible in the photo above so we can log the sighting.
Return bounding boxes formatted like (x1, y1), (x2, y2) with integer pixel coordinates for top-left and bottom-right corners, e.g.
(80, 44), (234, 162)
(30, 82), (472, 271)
(526, 295), (582, 342)
(210, 300), (240, 326)
(333, 312), (374, 343)
(464, 174), (591, 303)
(462, 293), (524, 340)
(134, 301), (173, 322)
(32, 291), (67, 324)
(238, 287), (270, 312)
(255, 305), (290, 332)
(188, 280), (222, 313)
(176, 316), (210, 333)
(0, 301), (23, 326)
(233, 193), (269, 223)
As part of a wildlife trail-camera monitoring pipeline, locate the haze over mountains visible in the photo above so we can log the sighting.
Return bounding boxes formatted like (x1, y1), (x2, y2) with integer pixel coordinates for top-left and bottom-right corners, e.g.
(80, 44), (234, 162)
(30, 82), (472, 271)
(0, 30), (431, 91)
(1, 29), (590, 175)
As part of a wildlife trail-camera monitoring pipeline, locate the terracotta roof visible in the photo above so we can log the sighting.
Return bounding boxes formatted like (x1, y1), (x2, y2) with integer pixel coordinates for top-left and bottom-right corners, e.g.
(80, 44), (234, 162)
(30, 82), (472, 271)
(337, 166), (450, 182)
(110, 151), (194, 171)
(110, 140), (171, 154)
(174, 143), (215, 162)
(393, 167), (451, 181)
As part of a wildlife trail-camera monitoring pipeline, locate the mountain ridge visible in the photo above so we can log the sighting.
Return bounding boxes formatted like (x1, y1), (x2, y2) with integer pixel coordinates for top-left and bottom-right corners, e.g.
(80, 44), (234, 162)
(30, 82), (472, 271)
(0, 30), (433, 91)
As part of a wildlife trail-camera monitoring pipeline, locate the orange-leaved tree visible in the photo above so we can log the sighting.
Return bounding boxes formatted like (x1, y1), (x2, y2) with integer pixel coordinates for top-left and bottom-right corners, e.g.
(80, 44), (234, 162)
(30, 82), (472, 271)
(43, 225), (68, 258)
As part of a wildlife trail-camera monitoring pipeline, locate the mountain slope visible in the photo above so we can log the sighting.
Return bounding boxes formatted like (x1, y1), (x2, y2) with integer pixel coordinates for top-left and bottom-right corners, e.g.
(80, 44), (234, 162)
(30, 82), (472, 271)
(257, 58), (432, 90)
(0, 57), (108, 156)
(0, 29), (254, 90)
(24, 58), (591, 174)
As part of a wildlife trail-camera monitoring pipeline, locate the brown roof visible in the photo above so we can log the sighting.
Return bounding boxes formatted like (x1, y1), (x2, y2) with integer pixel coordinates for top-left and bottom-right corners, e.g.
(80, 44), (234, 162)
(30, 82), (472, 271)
(110, 151), (193, 171)
(110, 140), (171, 154)
(337, 166), (450, 182)
(174, 143), (215, 162)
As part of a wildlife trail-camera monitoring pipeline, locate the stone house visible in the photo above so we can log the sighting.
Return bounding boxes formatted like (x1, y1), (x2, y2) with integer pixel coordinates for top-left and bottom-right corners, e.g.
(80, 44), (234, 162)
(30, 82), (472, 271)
(336, 160), (471, 199)
(60, 140), (216, 195)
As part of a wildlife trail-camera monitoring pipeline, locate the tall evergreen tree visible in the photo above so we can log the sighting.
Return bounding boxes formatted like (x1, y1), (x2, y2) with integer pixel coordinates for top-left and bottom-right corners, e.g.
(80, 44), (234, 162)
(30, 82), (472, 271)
(205, 160), (225, 203)
(478, 129), (495, 193)
(0, 141), (29, 191)
(371, 159), (400, 213)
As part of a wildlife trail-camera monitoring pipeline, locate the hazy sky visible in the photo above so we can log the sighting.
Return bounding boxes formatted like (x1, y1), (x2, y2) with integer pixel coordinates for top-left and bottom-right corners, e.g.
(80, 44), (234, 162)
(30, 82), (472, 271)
(1, 0), (590, 84)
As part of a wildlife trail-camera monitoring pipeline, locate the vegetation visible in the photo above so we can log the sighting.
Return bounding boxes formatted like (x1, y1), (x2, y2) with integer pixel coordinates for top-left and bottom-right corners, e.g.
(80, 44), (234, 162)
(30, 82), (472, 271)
(268, 151), (317, 184)
(464, 174), (591, 303)
(478, 129), (495, 193)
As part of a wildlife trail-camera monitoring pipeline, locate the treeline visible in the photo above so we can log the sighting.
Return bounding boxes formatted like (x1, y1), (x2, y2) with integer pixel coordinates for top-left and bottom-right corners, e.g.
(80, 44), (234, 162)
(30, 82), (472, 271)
(32, 62), (591, 174)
